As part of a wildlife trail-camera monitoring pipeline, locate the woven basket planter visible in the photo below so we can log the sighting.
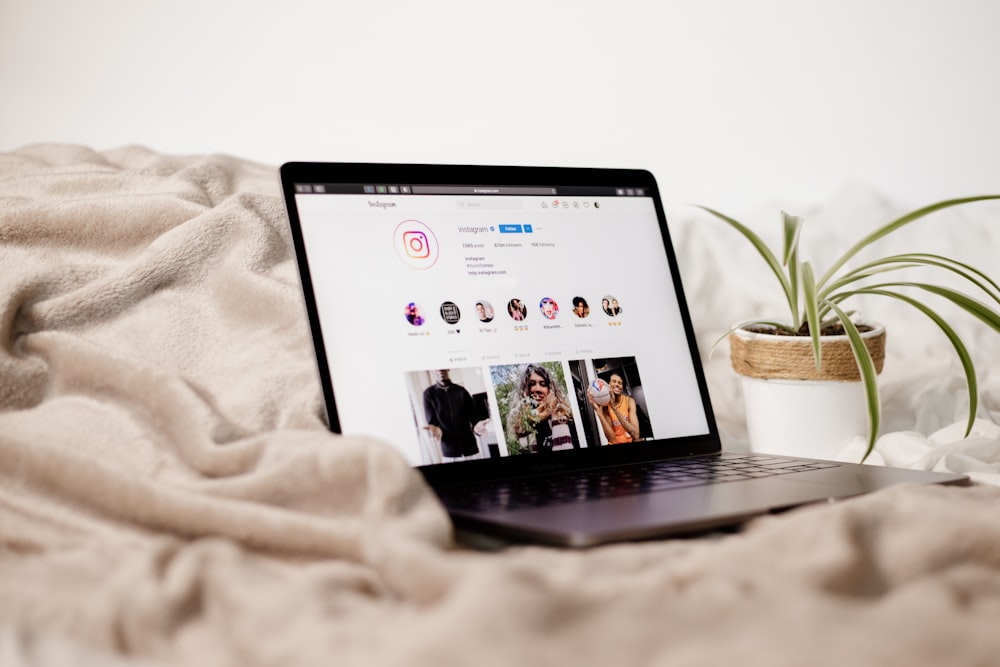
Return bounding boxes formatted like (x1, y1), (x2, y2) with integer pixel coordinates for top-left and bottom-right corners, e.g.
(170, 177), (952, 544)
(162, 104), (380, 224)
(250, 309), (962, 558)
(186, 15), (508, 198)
(728, 323), (886, 459)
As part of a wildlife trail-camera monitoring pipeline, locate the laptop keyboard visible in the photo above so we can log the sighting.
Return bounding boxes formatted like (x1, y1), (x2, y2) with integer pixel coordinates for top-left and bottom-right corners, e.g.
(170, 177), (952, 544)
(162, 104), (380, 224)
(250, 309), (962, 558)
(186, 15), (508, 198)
(437, 453), (842, 513)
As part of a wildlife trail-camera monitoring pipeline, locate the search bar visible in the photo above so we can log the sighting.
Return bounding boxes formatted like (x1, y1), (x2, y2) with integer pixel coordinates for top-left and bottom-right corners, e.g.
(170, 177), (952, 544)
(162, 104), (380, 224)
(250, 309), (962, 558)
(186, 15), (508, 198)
(457, 199), (524, 210)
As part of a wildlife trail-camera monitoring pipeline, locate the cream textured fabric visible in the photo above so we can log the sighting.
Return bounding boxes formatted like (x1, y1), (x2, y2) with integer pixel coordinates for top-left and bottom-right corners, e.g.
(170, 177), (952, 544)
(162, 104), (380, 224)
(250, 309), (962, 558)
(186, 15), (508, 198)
(2, 145), (1000, 666)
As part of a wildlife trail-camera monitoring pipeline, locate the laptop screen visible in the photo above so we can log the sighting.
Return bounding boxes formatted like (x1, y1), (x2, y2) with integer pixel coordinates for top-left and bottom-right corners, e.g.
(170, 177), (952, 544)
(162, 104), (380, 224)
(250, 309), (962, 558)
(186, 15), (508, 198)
(284, 165), (712, 470)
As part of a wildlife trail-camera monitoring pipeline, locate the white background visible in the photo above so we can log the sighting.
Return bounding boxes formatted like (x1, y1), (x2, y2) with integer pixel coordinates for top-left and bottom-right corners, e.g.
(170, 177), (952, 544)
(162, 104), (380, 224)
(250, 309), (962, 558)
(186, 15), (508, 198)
(3, 0), (999, 215)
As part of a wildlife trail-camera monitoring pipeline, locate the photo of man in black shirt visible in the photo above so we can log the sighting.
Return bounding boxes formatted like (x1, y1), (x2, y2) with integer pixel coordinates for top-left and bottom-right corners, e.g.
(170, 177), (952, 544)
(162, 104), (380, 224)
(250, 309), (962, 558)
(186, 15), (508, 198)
(422, 369), (490, 460)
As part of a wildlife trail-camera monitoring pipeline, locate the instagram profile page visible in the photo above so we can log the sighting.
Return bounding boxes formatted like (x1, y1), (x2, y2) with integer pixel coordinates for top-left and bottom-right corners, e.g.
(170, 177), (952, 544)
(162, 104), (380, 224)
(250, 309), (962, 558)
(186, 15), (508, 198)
(295, 193), (708, 466)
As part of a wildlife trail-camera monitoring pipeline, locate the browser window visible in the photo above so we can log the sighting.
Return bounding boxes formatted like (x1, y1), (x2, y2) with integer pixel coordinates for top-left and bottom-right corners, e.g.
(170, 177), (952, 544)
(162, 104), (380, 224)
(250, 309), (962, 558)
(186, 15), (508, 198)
(295, 187), (709, 466)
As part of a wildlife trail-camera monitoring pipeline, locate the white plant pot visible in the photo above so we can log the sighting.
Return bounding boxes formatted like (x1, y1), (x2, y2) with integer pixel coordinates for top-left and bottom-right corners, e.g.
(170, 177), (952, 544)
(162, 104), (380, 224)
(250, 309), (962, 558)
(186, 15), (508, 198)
(740, 376), (868, 459)
(729, 323), (886, 460)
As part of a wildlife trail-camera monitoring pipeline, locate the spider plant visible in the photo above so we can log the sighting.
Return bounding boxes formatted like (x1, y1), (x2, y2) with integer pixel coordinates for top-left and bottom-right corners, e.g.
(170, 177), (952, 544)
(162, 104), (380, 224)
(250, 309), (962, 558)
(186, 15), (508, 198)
(697, 195), (1000, 462)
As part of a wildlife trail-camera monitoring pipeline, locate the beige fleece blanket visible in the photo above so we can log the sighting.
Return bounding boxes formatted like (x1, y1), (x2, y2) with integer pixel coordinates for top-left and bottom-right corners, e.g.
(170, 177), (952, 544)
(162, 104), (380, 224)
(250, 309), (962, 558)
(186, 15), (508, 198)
(3, 145), (1000, 667)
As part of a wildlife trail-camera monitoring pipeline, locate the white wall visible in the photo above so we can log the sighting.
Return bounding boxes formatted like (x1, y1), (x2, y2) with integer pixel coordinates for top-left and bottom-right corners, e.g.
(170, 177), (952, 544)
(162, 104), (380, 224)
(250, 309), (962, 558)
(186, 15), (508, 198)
(3, 0), (999, 213)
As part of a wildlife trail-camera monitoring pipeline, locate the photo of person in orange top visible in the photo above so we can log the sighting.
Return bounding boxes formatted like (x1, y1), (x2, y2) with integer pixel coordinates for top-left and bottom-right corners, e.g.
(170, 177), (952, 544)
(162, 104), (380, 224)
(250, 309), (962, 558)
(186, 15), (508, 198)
(570, 356), (652, 447)
(587, 372), (640, 444)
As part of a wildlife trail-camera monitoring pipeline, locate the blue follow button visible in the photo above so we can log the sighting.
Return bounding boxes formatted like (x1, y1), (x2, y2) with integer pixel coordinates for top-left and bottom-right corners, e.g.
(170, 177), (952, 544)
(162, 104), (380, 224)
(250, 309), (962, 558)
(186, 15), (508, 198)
(498, 224), (533, 234)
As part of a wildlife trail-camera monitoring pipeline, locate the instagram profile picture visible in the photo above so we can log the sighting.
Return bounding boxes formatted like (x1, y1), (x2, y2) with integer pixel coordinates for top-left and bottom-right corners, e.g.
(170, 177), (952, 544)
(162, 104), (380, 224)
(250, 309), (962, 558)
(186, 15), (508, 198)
(439, 301), (461, 324)
(602, 295), (622, 317)
(475, 300), (495, 323)
(393, 219), (439, 270)
(507, 298), (527, 321)
(539, 297), (559, 320)
(404, 302), (425, 327)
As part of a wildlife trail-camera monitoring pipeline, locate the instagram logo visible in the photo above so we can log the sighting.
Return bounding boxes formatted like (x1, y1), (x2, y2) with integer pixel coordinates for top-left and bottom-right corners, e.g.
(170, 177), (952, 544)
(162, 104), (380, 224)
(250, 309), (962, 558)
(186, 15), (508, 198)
(403, 230), (430, 258)
(394, 220), (439, 269)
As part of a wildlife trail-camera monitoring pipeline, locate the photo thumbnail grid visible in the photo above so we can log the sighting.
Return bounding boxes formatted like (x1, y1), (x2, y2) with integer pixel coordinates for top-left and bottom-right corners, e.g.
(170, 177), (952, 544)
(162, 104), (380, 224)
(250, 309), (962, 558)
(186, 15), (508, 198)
(405, 356), (653, 465)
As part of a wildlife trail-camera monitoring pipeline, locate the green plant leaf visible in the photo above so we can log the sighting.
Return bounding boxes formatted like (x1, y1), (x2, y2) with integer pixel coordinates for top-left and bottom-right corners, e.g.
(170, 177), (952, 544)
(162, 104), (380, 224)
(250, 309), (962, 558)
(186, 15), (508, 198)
(694, 206), (796, 325)
(782, 212), (804, 325)
(884, 254), (999, 297)
(859, 282), (1000, 333)
(781, 211), (804, 266)
(823, 301), (881, 463)
(801, 261), (821, 368)
(887, 255), (999, 302)
(817, 195), (1000, 290)
(822, 253), (1000, 306)
(819, 260), (922, 300)
(855, 288), (979, 438)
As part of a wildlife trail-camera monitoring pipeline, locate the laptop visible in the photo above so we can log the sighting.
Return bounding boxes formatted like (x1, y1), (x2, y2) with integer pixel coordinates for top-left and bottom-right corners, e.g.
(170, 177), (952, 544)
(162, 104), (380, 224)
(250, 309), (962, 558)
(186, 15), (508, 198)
(279, 162), (968, 548)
